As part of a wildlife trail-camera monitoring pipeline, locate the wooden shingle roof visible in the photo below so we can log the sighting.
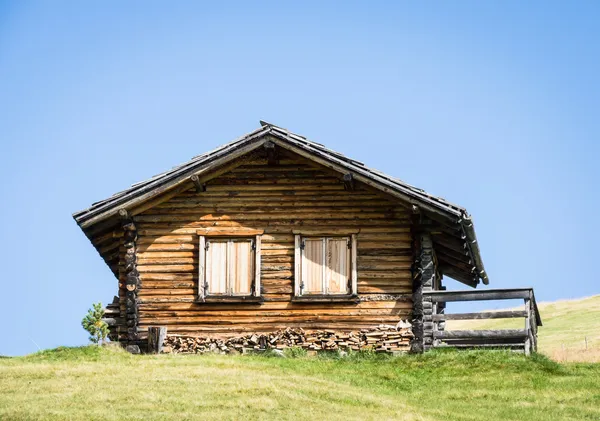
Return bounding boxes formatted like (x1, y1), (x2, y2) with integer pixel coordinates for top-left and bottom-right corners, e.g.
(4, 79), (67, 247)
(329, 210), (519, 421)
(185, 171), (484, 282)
(73, 121), (488, 287)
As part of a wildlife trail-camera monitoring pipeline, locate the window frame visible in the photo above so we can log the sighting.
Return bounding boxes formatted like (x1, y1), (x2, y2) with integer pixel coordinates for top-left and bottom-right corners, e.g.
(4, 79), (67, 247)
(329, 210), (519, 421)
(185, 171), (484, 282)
(198, 233), (262, 302)
(294, 233), (357, 299)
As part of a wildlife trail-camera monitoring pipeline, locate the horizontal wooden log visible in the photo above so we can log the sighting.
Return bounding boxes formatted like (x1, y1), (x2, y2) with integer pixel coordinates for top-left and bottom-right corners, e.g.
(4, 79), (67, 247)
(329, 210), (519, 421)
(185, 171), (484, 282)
(139, 315), (403, 325)
(433, 329), (528, 339)
(432, 310), (527, 321)
(139, 299), (412, 310)
(139, 308), (410, 317)
(425, 289), (532, 302)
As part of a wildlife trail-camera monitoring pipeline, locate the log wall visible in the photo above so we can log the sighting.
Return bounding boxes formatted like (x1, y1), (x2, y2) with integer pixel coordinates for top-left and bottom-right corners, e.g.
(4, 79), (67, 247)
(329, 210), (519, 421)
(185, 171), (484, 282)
(121, 150), (414, 338)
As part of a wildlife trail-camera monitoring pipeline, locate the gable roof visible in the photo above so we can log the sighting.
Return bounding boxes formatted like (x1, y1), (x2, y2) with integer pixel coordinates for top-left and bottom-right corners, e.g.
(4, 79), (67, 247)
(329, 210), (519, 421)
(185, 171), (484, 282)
(73, 121), (489, 287)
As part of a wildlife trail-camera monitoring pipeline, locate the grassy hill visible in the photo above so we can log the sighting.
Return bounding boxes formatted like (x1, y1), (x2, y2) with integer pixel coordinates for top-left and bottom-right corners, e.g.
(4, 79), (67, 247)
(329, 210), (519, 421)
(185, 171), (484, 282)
(448, 295), (600, 362)
(1, 295), (599, 420)
(0, 346), (599, 421)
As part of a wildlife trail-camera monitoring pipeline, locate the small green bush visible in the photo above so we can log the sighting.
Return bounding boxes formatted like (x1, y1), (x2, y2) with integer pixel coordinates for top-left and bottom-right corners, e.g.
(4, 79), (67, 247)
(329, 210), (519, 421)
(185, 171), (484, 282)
(81, 302), (109, 345)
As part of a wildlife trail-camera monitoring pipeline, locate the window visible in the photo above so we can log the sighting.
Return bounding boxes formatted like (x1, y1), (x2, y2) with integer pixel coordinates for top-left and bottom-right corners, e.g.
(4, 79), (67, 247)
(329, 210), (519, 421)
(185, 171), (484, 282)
(198, 235), (261, 301)
(294, 234), (357, 297)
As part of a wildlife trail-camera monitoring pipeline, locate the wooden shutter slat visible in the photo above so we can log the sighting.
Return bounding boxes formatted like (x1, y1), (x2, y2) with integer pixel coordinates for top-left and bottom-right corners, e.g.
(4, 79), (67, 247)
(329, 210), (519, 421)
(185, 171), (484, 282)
(206, 240), (227, 294)
(327, 238), (349, 294)
(351, 234), (357, 295)
(302, 238), (325, 294)
(229, 240), (253, 295)
(254, 235), (262, 297)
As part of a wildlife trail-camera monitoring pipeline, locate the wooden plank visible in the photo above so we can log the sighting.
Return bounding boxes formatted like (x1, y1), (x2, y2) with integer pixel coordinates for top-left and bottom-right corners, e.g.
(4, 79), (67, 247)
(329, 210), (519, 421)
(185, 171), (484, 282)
(433, 329), (528, 339)
(196, 228), (264, 236)
(326, 238), (349, 294)
(302, 238), (325, 294)
(292, 229), (359, 235)
(254, 235), (261, 297)
(206, 240), (227, 294)
(425, 289), (532, 302)
(229, 239), (253, 295)
(294, 235), (301, 296)
(351, 234), (357, 295)
(147, 326), (167, 354)
(432, 310), (527, 321)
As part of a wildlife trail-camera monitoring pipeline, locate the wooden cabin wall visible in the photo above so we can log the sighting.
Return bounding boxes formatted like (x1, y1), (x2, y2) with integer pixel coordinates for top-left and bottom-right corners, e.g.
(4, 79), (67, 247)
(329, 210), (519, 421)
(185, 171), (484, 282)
(131, 151), (414, 337)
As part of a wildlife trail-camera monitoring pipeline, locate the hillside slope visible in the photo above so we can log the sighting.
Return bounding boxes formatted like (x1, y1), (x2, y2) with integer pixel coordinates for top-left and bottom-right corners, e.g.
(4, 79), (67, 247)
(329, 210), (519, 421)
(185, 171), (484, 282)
(0, 346), (599, 421)
(448, 295), (600, 361)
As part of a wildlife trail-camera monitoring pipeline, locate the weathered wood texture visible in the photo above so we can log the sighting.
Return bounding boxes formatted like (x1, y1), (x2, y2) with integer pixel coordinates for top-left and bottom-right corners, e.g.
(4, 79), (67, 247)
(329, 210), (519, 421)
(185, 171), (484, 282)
(147, 326), (167, 354)
(126, 149), (413, 337)
(122, 219), (140, 342)
(425, 288), (542, 355)
(410, 232), (435, 353)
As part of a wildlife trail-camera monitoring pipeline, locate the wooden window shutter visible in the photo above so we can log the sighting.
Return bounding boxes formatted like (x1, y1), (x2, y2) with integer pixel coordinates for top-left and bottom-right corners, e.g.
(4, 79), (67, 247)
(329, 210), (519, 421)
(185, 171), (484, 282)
(294, 235), (302, 296)
(351, 234), (357, 295)
(198, 236), (206, 300)
(254, 235), (261, 297)
(229, 239), (253, 295)
(326, 238), (350, 294)
(199, 235), (261, 299)
(301, 238), (326, 294)
(205, 239), (228, 295)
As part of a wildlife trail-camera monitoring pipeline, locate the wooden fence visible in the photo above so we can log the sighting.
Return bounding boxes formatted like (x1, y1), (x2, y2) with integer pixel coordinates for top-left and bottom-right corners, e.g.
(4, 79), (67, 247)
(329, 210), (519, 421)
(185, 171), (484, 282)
(424, 288), (542, 355)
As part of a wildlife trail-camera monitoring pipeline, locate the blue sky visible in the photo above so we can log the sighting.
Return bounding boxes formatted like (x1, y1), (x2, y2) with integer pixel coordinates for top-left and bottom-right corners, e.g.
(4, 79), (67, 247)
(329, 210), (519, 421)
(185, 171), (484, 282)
(1, 1), (598, 356)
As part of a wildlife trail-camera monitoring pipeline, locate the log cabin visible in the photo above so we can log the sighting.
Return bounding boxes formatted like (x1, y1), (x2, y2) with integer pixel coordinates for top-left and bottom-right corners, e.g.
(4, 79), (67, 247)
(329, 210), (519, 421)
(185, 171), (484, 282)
(73, 121), (541, 354)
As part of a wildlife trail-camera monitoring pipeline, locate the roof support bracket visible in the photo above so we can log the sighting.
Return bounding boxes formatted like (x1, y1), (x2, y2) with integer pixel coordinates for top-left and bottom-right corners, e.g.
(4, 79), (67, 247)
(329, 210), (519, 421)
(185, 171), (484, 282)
(190, 175), (206, 193)
(343, 173), (355, 191)
(264, 141), (278, 165)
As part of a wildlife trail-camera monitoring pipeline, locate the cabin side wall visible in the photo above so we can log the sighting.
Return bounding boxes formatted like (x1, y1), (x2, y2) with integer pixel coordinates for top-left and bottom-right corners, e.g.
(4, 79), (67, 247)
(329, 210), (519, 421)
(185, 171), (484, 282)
(130, 151), (415, 339)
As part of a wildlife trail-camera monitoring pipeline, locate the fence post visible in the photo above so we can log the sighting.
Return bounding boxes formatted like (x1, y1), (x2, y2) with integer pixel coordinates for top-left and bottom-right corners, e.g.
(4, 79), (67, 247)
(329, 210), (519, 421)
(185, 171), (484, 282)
(524, 298), (531, 356)
(148, 326), (167, 354)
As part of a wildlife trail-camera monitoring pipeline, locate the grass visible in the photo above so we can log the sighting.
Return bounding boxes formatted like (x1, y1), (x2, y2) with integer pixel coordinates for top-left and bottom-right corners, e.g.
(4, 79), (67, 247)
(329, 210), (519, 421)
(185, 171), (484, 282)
(448, 295), (600, 362)
(1, 345), (599, 420)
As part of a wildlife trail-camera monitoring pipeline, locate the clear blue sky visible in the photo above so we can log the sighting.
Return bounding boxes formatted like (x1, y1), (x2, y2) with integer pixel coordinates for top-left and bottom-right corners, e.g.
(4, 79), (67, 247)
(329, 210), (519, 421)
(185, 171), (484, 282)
(1, 1), (598, 356)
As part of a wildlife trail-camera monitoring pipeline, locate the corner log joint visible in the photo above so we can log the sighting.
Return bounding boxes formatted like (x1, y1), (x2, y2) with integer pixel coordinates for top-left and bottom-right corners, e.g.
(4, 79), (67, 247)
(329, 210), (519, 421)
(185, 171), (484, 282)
(121, 213), (140, 347)
(410, 223), (435, 353)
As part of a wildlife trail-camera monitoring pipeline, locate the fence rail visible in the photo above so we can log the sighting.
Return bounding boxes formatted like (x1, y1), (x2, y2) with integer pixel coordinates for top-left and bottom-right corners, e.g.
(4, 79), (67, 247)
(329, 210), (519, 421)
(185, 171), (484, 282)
(423, 288), (542, 355)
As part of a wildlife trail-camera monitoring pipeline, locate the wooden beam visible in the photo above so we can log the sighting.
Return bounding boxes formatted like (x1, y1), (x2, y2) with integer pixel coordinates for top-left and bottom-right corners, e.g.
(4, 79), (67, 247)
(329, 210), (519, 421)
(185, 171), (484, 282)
(190, 175), (206, 193)
(425, 288), (532, 302)
(264, 141), (278, 165)
(343, 173), (355, 191)
(118, 208), (129, 221)
(432, 310), (527, 321)
(434, 329), (528, 340)
(147, 326), (167, 354)
(196, 228), (264, 236)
